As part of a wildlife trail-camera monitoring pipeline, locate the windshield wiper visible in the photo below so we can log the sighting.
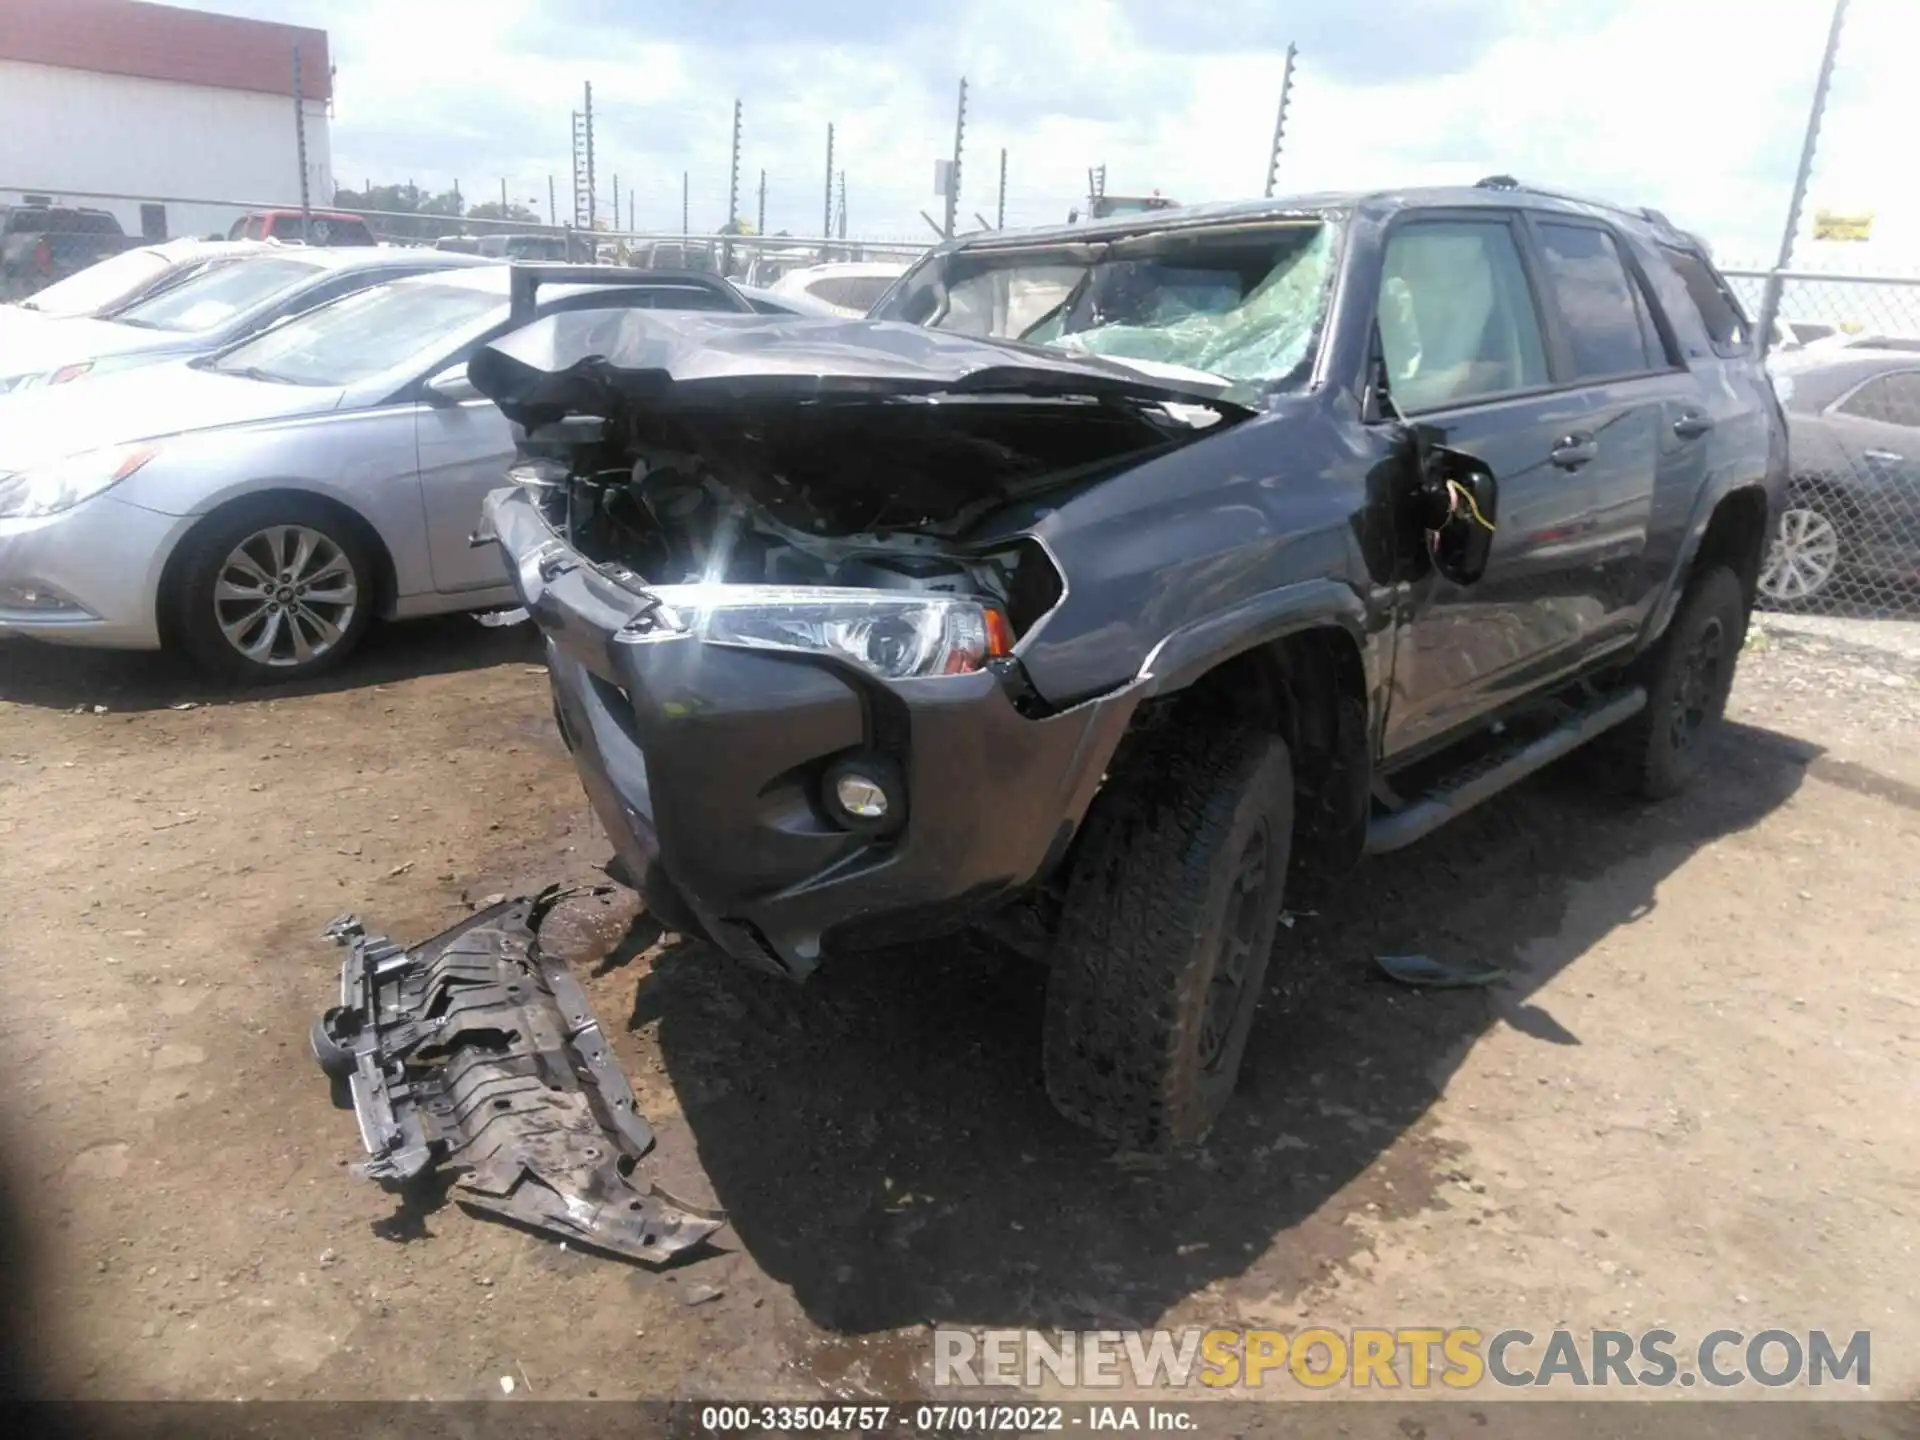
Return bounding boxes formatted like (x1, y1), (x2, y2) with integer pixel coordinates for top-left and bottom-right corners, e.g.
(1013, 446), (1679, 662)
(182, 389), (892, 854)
(1016, 268), (1098, 342)
(216, 364), (300, 385)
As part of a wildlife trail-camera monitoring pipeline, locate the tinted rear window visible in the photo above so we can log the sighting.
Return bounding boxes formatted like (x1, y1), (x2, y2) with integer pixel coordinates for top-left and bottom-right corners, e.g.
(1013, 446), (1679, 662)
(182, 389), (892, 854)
(1535, 222), (1658, 379)
(1660, 245), (1749, 350)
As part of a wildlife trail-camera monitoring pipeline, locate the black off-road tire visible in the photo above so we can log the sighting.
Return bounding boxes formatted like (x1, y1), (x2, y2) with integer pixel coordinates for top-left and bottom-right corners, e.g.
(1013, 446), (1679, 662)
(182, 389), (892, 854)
(169, 497), (376, 683)
(1042, 724), (1293, 1150)
(1608, 565), (1748, 800)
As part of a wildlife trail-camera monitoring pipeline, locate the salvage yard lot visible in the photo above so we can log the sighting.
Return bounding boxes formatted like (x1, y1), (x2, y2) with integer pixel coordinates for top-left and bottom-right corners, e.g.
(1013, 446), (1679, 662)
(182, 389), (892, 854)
(0, 614), (1916, 1404)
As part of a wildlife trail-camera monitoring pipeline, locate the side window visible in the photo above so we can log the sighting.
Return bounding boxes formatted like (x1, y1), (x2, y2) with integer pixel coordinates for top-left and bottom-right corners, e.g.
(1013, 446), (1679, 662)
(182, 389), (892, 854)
(1378, 219), (1550, 412)
(1660, 245), (1749, 351)
(1836, 372), (1920, 428)
(1534, 222), (1657, 378)
(243, 216), (267, 241)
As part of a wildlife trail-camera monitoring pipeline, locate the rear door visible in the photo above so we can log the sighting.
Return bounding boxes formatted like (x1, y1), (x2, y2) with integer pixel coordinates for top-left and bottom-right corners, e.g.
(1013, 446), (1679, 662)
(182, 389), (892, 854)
(1823, 369), (1920, 579)
(1521, 216), (1708, 648)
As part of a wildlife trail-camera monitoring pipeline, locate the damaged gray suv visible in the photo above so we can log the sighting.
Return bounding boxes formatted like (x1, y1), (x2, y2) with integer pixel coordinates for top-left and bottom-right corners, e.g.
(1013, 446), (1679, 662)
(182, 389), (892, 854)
(474, 184), (1785, 1151)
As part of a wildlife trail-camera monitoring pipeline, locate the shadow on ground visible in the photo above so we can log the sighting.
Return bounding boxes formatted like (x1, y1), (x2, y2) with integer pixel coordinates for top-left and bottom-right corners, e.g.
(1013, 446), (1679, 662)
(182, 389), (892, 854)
(0, 615), (540, 713)
(618, 721), (1820, 1335)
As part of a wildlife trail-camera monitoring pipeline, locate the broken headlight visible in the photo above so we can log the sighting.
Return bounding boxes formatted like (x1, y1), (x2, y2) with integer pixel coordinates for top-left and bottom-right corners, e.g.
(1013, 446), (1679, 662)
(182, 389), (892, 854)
(630, 585), (1014, 680)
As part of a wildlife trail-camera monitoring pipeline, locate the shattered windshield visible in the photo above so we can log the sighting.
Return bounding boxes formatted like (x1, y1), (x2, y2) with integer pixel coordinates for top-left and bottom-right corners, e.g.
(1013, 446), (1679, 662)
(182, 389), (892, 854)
(879, 218), (1338, 390)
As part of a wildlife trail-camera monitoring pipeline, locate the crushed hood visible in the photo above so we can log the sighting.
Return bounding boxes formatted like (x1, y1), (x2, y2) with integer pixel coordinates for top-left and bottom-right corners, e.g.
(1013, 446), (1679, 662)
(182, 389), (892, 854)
(469, 311), (1252, 427)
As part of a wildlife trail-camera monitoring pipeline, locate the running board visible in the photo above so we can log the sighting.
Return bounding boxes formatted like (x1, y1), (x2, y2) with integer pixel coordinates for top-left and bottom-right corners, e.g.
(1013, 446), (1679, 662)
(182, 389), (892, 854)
(1365, 687), (1647, 855)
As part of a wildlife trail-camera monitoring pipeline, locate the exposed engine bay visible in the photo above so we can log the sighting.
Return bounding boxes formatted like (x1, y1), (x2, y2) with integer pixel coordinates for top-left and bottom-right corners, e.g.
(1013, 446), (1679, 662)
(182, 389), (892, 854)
(512, 391), (1228, 636)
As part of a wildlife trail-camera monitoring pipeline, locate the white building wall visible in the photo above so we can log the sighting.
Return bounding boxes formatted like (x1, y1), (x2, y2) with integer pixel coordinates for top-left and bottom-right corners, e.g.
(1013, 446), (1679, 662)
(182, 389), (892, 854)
(0, 59), (332, 241)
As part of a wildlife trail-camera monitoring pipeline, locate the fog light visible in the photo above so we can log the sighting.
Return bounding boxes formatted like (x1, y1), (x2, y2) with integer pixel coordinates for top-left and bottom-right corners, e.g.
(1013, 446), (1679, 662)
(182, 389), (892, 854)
(0, 581), (85, 613)
(834, 772), (889, 819)
(822, 756), (904, 834)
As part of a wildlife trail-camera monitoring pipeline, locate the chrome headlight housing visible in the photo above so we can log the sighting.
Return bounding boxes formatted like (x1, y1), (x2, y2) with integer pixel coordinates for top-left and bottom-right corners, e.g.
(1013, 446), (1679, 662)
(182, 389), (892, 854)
(624, 584), (1014, 680)
(0, 444), (159, 520)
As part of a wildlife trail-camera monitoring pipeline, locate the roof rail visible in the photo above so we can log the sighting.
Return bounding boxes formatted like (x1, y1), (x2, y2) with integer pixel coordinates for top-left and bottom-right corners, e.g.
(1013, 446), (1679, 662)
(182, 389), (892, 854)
(506, 264), (749, 326)
(1472, 175), (1671, 229)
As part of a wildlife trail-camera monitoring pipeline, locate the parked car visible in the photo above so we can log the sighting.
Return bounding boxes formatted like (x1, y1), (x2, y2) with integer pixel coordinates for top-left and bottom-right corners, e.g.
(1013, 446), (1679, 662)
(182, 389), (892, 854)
(227, 209), (378, 246)
(767, 260), (908, 316)
(0, 266), (756, 679)
(433, 236), (483, 255)
(732, 282), (841, 317)
(1759, 346), (1920, 604)
(1, 239), (269, 328)
(476, 234), (570, 261)
(1, 204), (135, 300)
(0, 247), (493, 394)
(476, 181), (1785, 1150)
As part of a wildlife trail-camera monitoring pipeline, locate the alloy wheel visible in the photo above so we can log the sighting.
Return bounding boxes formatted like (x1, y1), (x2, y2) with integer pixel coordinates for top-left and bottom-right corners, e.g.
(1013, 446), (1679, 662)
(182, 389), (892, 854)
(213, 524), (359, 668)
(1197, 821), (1271, 1072)
(1667, 615), (1727, 755)
(1758, 505), (1840, 604)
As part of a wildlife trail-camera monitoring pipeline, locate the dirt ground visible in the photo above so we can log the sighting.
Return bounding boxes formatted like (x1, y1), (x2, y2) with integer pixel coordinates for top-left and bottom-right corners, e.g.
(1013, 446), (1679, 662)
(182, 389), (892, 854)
(0, 608), (1916, 1410)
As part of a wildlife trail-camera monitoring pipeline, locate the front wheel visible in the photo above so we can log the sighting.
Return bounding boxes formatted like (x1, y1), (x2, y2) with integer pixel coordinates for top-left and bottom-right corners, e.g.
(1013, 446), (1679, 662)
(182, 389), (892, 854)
(1041, 724), (1294, 1151)
(171, 500), (375, 682)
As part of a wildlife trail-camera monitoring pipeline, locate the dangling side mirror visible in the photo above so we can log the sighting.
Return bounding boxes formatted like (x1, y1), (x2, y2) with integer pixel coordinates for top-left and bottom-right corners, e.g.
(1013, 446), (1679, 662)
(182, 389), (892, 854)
(1410, 427), (1498, 587)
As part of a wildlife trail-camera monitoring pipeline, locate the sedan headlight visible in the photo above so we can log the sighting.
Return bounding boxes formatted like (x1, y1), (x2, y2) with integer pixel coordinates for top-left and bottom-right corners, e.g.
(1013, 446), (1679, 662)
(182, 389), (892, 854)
(0, 444), (158, 520)
(628, 584), (1014, 680)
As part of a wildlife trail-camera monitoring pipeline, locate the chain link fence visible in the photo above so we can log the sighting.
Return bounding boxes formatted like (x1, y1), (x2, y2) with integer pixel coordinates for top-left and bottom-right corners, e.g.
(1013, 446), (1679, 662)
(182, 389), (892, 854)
(1723, 267), (1920, 617)
(2, 185), (932, 302)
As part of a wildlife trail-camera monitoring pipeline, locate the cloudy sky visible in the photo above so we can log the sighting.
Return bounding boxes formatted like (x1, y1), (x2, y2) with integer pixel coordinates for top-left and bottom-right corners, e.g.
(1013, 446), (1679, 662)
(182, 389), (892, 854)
(207, 0), (1915, 262)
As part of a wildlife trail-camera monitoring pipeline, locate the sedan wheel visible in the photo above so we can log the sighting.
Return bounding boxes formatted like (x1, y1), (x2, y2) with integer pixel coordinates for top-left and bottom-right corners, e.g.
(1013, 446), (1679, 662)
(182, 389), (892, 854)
(173, 503), (375, 681)
(1758, 504), (1841, 605)
(214, 525), (360, 667)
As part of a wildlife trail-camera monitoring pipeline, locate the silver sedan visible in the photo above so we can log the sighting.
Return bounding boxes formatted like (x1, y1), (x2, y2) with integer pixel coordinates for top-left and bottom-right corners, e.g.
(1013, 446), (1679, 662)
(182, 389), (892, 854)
(0, 265), (753, 679)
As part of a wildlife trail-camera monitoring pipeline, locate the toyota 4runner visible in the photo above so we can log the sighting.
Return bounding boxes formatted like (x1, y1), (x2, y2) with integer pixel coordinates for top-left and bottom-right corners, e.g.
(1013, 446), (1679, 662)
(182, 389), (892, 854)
(473, 183), (1786, 1151)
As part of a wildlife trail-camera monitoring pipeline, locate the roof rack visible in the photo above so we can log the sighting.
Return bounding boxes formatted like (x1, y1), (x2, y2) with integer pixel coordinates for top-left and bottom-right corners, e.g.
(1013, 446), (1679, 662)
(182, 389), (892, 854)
(506, 264), (746, 326)
(1472, 175), (1672, 230)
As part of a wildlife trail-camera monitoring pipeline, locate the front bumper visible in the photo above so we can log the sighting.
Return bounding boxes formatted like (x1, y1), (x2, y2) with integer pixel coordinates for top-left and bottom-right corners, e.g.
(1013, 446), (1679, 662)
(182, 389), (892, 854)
(0, 494), (188, 648)
(485, 486), (1142, 978)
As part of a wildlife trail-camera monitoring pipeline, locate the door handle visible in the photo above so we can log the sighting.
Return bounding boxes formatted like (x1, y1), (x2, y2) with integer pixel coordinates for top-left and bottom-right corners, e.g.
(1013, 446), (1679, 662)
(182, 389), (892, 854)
(1550, 434), (1598, 470)
(1673, 411), (1715, 439)
(1863, 448), (1905, 464)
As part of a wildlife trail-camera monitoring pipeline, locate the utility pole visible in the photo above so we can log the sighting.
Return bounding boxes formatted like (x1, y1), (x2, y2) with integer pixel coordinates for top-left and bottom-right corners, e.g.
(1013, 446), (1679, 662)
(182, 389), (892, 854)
(292, 44), (311, 238)
(822, 122), (835, 260)
(944, 76), (968, 240)
(836, 170), (847, 239)
(757, 168), (766, 238)
(996, 147), (1007, 229)
(570, 85), (597, 229)
(612, 174), (620, 232)
(1755, 0), (1849, 359)
(547, 174), (556, 226)
(499, 177), (507, 213)
(681, 171), (689, 237)
(629, 193), (634, 232)
(725, 98), (742, 272)
(1264, 44), (1298, 198)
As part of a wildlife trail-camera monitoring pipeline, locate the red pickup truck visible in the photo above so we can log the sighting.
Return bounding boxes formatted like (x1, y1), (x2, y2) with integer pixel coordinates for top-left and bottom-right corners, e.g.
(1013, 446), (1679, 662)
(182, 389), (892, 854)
(227, 209), (377, 246)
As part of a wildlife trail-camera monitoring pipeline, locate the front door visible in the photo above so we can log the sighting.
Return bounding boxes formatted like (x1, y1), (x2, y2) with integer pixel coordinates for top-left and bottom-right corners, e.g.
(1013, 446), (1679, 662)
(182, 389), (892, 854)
(1375, 213), (1614, 757)
(414, 376), (516, 594)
